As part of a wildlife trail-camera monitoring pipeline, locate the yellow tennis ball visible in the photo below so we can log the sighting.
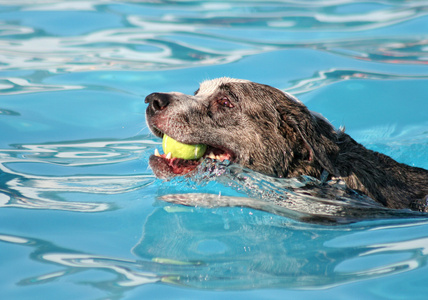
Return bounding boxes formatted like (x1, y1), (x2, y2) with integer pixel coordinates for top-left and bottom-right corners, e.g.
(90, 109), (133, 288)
(162, 134), (207, 160)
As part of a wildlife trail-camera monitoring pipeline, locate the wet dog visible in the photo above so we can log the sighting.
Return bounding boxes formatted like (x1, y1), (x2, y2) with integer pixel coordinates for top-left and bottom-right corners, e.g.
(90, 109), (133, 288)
(145, 77), (428, 212)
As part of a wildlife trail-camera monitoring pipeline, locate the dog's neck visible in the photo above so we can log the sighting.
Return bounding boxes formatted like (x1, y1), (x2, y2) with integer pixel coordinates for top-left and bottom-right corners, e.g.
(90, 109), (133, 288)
(332, 131), (428, 210)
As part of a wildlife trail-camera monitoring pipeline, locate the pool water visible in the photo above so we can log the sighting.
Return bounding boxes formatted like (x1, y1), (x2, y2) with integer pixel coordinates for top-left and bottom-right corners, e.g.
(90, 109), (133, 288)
(1, 1), (428, 299)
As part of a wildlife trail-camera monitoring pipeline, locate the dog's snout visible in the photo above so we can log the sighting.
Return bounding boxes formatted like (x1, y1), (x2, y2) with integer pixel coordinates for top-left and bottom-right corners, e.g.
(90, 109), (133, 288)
(145, 92), (171, 112)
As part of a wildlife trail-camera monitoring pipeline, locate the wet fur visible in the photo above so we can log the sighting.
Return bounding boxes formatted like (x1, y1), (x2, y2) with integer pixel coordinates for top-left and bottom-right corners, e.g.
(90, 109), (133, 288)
(145, 78), (428, 212)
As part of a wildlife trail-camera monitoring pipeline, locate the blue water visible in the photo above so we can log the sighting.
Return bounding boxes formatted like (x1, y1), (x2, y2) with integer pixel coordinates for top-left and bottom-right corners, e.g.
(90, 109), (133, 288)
(1, 1), (428, 299)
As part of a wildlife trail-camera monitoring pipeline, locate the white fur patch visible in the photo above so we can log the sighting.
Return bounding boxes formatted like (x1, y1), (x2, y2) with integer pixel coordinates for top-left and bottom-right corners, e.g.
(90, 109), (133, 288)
(198, 77), (250, 96)
(282, 91), (303, 104)
(197, 78), (335, 130)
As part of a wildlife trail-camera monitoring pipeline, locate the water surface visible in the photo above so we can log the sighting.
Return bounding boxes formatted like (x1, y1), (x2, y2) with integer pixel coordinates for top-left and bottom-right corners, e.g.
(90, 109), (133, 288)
(1, 1), (428, 299)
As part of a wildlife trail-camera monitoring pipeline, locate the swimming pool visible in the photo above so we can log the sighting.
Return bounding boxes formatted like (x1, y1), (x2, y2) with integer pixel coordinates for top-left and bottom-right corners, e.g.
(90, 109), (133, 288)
(1, 0), (428, 299)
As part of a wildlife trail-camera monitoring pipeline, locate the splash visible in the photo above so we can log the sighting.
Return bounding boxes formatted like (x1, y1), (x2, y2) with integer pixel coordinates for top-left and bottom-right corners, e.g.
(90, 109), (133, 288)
(157, 159), (427, 224)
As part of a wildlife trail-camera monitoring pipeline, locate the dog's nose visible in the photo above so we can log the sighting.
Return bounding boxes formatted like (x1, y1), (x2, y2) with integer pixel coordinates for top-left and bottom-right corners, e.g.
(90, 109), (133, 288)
(145, 93), (170, 112)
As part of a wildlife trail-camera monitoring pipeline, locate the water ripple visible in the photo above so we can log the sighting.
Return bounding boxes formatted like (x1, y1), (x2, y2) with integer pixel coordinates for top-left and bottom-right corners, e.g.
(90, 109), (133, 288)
(157, 160), (426, 224)
(0, 75), (83, 95)
(3, 138), (154, 166)
(284, 68), (428, 95)
(0, 1), (427, 297)
(0, 1), (427, 72)
(3, 217), (428, 292)
(0, 137), (156, 212)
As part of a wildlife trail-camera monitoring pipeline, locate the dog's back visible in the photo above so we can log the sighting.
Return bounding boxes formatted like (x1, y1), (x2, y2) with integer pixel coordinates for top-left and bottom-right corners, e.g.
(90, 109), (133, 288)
(333, 130), (428, 211)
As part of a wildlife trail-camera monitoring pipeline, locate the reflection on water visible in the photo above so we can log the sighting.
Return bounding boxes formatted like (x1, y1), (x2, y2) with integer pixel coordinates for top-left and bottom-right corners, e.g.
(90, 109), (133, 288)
(0, 76), (83, 95)
(156, 160), (427, 224)
(0, 137), (155, 212)
(3, 210), (428, 293)
(0, 233), (160, 293)
(1, 136), (426, 293)
(133, 207), (428, 290)
(4, 138), (155, 166)
(0, 0), (427, 298)
(284, 68), (428, 95)
(1, 1), (428, 73)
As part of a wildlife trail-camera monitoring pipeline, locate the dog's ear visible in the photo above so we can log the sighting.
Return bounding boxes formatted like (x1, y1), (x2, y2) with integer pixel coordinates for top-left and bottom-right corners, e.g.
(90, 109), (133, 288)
(294, 120), (338, 176)
(279, 101), (339, 176)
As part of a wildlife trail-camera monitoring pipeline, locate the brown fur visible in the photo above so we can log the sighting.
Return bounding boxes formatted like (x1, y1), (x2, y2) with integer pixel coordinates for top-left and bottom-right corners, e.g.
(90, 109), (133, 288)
(145, 78), (428, 212)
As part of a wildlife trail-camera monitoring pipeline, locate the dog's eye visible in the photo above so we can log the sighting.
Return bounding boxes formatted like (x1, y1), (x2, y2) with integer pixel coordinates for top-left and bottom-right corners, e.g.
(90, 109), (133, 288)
(218, 96), (234, 108)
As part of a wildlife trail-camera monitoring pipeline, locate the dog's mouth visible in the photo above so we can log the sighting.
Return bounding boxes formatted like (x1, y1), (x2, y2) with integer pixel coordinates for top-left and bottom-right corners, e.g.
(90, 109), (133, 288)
(149, 133), (235, 178)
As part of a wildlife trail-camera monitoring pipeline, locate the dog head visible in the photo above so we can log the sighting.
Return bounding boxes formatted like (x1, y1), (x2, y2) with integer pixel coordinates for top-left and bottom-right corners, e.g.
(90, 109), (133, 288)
(145, 77), (339, 179)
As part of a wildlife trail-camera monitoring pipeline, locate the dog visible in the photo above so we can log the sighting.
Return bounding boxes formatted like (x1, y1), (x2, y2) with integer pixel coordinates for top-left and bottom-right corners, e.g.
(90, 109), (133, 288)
(145, 77), (428, 213)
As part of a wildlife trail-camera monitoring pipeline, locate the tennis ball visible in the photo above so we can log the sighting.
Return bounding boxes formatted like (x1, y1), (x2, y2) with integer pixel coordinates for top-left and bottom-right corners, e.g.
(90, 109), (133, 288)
(162, 134), (207, 160)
